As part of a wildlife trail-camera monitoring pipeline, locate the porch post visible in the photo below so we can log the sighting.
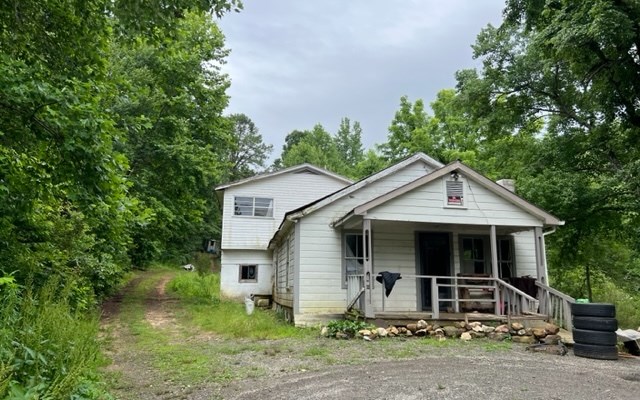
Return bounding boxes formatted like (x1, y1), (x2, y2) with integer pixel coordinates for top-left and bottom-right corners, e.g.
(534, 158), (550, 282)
(490, 225), (500, 315)
(363, 218), (374, 318)
(533, 227), (547, 284)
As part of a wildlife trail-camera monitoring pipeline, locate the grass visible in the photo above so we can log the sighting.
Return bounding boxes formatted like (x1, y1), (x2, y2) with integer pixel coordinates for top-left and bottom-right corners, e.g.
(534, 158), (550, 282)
(102, 266), (522, 398)
(167, 270), (313, 339)
(104, 266), (316, 392)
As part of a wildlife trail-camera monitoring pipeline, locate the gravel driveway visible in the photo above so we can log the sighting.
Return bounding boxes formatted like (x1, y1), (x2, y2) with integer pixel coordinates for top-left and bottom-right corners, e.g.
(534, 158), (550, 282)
(220, 347), (640, 400)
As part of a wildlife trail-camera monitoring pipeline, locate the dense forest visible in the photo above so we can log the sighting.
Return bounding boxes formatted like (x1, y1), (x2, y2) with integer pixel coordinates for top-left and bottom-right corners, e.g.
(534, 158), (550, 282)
(1, 0), (639, 397)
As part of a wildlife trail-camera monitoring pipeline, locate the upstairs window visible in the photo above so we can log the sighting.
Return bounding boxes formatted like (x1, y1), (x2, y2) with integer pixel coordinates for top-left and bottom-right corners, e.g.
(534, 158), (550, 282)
(446, 180), (464, 206)
(234, 197), (274, 217)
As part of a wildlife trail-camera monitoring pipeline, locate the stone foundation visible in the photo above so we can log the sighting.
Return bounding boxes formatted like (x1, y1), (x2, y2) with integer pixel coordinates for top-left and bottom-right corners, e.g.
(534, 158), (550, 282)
(324, 320), (561, 345)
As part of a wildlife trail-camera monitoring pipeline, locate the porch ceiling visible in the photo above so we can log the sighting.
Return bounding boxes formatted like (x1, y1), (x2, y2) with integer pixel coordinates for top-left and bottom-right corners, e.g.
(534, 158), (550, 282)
(338, 217), (533, 235)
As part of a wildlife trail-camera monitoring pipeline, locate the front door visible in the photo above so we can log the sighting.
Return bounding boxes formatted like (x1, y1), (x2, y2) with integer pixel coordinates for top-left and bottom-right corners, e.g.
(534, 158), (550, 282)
(417, 232), (451, 311)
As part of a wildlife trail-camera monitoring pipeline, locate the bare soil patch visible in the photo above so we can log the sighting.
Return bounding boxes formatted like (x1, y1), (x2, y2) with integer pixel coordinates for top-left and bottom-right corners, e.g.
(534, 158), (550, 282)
(144, 274), (179, 330)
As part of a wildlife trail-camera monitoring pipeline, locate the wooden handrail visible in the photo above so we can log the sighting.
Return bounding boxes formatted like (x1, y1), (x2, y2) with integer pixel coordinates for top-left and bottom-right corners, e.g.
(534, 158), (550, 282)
(535, 281), (575, 302)
(536, 281), (575, 330)
(496, 278), (537, 302)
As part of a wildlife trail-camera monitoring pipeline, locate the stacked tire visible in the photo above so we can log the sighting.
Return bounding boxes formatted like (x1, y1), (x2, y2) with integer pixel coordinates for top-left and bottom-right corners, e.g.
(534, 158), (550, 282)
(571, 303), (618, 360)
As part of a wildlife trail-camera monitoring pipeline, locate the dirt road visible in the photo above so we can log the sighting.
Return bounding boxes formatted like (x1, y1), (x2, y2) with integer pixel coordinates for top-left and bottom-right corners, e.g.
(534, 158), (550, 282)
(101, 271), (640, 400)
(221, 352), (640, 400)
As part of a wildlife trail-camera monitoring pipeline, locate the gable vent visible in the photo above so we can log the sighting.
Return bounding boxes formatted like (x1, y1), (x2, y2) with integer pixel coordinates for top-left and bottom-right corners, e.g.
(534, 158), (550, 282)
(294, 167), (319, 175)
(446, 180), (464, 206)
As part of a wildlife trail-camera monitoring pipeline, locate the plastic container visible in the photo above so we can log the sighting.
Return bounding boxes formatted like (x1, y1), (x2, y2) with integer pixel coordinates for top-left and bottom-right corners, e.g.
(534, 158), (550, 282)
(576, 298), (590, 304)
(244, 297), (255, 315)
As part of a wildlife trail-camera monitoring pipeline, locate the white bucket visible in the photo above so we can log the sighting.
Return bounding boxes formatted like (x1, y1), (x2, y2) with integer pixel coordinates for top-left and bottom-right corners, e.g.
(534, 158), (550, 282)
(244, 297), (255, 315)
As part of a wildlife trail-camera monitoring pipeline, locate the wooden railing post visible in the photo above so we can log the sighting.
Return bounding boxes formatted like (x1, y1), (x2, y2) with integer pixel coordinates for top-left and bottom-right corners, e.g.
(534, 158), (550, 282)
(362, 219), (374, 318)
(431, 278), (439, 319)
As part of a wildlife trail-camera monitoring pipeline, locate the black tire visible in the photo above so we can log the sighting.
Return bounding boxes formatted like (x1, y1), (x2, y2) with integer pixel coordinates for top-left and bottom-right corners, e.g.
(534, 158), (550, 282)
(573, 316), (618, 332)
(573, 343), (618, 360)
(571, 303), (616, 318)
(572, 329), (618, 346)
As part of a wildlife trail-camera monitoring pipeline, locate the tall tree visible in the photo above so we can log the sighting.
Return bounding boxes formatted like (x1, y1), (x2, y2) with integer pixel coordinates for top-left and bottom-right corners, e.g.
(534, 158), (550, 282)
(454, 0), (640, 298)
(381, 96), (433, 162)
(279, 124), (342, 171)
(225, 114), (273, 181)
(0, 0), (241, 294)
(111, 11), (232, 266)
(335, 117), (364, 168)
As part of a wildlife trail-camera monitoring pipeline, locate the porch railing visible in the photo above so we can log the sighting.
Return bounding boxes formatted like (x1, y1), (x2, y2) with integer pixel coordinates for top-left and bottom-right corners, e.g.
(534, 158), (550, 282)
(346, 274), (365, 311)
(495, 278), (539, 316)
(536, 282), (575, 330)
(347, 274), (539, 319)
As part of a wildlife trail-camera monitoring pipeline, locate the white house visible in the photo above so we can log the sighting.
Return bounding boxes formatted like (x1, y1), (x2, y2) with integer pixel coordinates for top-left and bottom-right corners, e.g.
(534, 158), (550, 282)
(215, 164), (352, 299)
(267, 154), (569, 326)
(219, 153), (572, 329)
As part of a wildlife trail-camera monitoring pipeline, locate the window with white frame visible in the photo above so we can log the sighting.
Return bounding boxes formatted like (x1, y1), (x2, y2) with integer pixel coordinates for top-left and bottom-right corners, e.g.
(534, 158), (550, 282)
(234, 197), (274, 217)
(460, 236), (514, 278)
(343, 233), (365, 287)
(239, 264), (257, 282)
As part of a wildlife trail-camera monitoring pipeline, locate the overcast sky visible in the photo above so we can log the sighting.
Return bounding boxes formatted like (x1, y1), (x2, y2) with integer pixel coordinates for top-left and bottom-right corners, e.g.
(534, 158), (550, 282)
(218, 1), (505, 159)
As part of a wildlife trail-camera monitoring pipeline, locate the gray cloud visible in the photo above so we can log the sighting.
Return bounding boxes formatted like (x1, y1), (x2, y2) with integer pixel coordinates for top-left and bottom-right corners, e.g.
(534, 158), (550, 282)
(219, 0), (504, 158)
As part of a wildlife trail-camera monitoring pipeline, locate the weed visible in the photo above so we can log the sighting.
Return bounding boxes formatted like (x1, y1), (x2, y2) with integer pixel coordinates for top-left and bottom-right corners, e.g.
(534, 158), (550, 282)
(0, 276), (108, 399)
(482, 341), (512, 352)
(325, 320), (375, 338)
(167, 271), (309, 339)
(303, 346), (329, 357)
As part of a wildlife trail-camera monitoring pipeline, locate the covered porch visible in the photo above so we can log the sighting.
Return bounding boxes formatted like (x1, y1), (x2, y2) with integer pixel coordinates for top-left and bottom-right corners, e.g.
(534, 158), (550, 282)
(339, 218), (574, 329)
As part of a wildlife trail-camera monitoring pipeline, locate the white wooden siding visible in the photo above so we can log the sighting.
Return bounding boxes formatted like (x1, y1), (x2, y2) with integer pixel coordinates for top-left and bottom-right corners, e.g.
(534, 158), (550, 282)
(512, 230), (537, 277)
(219, 249), (272, 299)
(287, 231), (295, 288)
(365, 177), (543, 227)
(221, 171), (348, 250)
(296, 160), (434, 318)
(273, 227), (296, 307)
(297, 225), (540, 319)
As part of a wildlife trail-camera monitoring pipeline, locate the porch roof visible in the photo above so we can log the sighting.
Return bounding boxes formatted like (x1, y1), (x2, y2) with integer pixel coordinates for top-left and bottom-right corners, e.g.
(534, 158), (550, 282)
(332, 161), (564, 228)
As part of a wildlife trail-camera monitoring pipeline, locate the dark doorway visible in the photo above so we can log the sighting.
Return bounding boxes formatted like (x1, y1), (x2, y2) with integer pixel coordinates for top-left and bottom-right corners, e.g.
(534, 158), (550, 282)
(417, 232), (451, 311)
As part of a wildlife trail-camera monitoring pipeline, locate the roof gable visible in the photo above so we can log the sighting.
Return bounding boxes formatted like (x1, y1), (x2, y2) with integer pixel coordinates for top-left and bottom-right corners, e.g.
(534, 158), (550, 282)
(350, 161), (563, 226)
(284, 152), (444, 219)
(215, 163), (352, 191)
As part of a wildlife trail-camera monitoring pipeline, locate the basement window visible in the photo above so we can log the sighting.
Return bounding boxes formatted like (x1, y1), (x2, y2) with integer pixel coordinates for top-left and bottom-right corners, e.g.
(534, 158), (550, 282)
(239, 264), (257, 282)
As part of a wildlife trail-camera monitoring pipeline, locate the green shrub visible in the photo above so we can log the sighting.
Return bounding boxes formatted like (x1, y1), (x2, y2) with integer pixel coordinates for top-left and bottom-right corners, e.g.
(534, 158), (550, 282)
(192, 252), (213, 277)
(592, 280), (640, 329)
(0, 276), (108, 399)
(325, 320), (374, 338)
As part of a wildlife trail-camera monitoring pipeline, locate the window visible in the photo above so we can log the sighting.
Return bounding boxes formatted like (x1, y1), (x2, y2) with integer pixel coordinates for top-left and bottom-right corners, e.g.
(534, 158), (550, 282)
(234, 197), (274, 217)
(462, 237), (486, 274)
(498, 239), (514, 279)
(343, 233), (365, 287)
(239, 264), (257, 282)
(446, 180), (464, 206)
(460, 236), (514, 278)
